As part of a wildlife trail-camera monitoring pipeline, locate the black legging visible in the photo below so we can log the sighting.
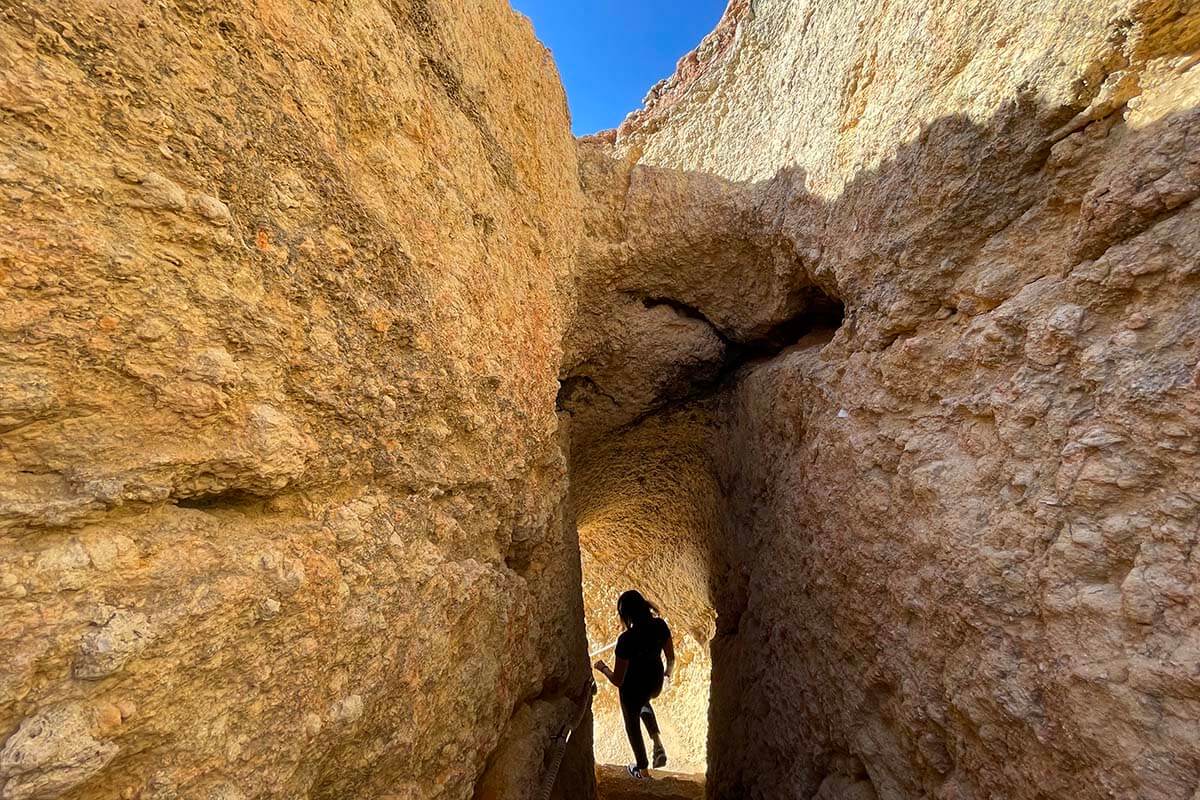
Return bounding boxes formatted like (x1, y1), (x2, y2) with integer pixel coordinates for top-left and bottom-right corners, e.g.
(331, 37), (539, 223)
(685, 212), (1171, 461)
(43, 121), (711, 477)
(619, 686), (661, 770)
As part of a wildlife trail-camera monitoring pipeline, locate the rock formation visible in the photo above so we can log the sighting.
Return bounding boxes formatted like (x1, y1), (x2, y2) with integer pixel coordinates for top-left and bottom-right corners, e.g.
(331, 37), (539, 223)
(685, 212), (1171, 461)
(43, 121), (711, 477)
(566, 1), (1200, 799)
(595, 765), (705, 800)
(3, 0), (1199, 799)
(0, 1), (591, 798)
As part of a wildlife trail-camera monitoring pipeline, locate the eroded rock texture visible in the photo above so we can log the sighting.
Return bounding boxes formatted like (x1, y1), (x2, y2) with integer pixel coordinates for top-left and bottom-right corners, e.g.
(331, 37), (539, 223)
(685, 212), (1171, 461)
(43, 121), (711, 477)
(567, 1), (1200, 799)
(566, 140), (841, 773)
(4, 0), (1200, 798)
(0, 2), (592, 799)
(595, 764), (705, 800)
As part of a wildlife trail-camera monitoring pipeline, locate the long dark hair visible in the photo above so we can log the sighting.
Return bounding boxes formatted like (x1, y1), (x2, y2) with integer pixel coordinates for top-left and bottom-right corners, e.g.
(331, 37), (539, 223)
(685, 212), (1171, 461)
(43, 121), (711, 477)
(617, 590), (659, 630)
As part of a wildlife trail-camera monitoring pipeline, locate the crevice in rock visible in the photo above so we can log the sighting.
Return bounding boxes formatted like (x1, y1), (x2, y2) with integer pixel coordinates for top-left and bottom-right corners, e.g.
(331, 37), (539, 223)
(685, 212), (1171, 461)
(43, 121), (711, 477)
(727, 293), (846, 359)
(174, 489), (265, 512)
(640, 296), (733, 343)
(614, 292), (845, 434)
(505, 541), (535, 576)
(558, 374), (620, 414)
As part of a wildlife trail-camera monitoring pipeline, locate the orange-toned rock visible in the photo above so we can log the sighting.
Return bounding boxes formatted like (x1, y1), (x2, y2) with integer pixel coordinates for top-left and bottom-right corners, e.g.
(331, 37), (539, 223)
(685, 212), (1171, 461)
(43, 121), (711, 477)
(0, 1), (588, 798)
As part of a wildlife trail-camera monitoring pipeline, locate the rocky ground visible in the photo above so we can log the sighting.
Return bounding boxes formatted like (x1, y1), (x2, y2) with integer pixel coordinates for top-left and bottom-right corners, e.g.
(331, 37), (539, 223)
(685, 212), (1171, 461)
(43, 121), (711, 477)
(595, 765), (705, 800)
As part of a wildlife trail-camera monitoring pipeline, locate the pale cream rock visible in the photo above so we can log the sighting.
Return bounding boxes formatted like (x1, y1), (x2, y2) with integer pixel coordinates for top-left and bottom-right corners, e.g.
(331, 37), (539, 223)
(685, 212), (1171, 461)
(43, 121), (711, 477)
(0, 705), (119, 800)
(568, 2), (1200, 799)
(73, 609), (155, 680)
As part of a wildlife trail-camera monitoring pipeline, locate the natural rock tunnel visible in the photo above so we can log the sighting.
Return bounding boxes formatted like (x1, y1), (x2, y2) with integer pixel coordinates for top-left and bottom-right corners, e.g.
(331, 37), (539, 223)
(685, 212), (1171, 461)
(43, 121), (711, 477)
(1, 1), (1199, 800)
(563, 139), (852, 778)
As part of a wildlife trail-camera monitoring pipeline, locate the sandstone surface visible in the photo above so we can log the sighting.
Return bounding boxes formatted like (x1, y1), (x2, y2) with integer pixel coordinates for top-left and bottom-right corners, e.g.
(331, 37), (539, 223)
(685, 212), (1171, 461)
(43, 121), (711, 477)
(0, 1), (591, 799)
(4, 0), (1200, 799)
(565, 1), (1200, 799)
(595, 765), (705, 800)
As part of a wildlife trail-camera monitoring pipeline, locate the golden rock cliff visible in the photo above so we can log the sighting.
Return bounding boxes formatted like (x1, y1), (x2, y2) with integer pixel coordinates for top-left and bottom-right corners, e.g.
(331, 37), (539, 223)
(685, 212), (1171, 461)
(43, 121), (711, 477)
(3, 1), (1200, 799)
(0, 1), (589, 798)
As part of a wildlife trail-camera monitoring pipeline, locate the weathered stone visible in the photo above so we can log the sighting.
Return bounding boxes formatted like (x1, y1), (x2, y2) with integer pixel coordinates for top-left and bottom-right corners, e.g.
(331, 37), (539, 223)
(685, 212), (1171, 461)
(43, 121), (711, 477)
(567, 2), (1200, 799)
(0, 367), (59, 432)
(0, 704), (119, 800)
(191, 194), (233, 227)
(72, 609), (155, 680)
(127, 172), (187, 213)
(0, 1), (589, 798)
(3, 1), (1198, 799)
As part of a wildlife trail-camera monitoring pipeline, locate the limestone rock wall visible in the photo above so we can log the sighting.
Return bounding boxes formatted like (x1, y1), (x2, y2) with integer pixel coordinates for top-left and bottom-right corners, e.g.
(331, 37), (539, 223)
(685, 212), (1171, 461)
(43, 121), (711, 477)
(0, 2), (591, 799)
(616, 0), (1195, 195)
(581, 1), (1200, 798)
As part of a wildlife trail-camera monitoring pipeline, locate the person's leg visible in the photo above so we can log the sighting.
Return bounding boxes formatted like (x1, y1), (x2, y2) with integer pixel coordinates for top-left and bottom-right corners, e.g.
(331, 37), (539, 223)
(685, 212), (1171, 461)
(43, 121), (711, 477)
(641, 702), (668, 768)
(640, 702), (660, 737)
(620, 692), (650, 771)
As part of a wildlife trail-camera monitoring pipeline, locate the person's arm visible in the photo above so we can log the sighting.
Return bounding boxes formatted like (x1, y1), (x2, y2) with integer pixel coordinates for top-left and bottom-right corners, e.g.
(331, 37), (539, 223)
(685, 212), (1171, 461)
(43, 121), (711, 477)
(594, 657), (629, 688)
(663, 630), (675, 690)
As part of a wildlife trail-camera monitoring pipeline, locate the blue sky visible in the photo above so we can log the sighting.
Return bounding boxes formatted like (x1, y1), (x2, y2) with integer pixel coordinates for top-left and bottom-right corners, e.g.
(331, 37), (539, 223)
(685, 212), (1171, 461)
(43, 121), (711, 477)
(510, 0), (729, 136)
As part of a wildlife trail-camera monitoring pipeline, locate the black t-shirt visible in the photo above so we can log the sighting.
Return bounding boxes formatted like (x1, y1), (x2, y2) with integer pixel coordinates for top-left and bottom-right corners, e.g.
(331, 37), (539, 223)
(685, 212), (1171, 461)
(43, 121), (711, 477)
(615, 617), (670, 696)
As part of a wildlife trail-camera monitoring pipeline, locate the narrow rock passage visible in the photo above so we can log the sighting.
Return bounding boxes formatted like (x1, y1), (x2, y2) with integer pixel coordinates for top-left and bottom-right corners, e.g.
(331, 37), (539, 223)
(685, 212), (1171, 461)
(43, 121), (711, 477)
(595, 765), (705, 800)
(564, 1), (1200, 796)
(1, 0), (1198, 798)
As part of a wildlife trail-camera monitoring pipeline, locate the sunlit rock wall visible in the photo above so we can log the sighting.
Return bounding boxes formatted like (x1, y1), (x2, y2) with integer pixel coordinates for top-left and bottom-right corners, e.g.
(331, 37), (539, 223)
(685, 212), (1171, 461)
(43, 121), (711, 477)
(0, 1), (591, 798)
(609, 1), (1200, 798)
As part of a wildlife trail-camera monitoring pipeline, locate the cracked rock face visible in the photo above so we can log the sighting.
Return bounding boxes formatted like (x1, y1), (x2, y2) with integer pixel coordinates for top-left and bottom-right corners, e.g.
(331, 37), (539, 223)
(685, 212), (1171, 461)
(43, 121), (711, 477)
(0, 1), (590, 799)
(568, 1), (1200, 799)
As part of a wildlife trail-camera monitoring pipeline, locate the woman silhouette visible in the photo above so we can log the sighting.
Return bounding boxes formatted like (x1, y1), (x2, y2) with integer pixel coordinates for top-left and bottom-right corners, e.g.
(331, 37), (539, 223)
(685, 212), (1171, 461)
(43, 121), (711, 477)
(594, 590), (675, 779)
